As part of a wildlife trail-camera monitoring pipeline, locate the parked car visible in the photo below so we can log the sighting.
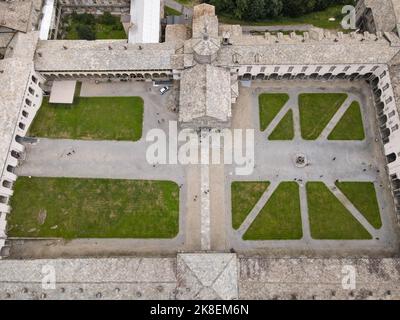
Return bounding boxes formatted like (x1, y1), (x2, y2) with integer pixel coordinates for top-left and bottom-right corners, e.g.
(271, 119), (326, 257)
(159, 86), (170, 95)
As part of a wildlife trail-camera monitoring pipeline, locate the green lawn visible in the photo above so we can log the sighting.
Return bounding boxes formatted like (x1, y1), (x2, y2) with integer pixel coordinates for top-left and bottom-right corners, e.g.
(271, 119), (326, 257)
(8, 177), (180, 239)
(65, 20), (126, 40)
(243, 182), (302, 240)
(175, 0), (197, 6)
(299, 93), (347, 140)
(218, 5), (347, 31)
(165, 6), (182, 16)
(328, 101), (365, 140)
(336, 182), (382, 229)
(268, 110), (294, 140)
(231, 181), (269, 230)
(259, 93), (289, 131)
(306, 182), (372, 240)
(29, 97), (144, 141)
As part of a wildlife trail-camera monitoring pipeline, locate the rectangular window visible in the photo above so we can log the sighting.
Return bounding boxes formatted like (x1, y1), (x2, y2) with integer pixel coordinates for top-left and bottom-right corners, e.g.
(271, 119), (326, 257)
(301, 66), (308, 72)
(329, 66), (336, 72)
(246, 66), (252, 73)
(316, 66), (322, 72)
(389, 110), (396, 118)
(371, 66), (379, 72)
(274, 66), (280, 72)
(288, 66), (294, 72)
(343, 66), (350, 72)
(260, 66), (266, 73)
(357, 66), (365, 72)
(391, 124), (399, 132)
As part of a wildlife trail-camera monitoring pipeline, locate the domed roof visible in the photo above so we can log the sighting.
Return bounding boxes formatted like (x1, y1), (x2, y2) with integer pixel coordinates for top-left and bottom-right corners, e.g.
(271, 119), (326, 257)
(192, 34), (220, 61)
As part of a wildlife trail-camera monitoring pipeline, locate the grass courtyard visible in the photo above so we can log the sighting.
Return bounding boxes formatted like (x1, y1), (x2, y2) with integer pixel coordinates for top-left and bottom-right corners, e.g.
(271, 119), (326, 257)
(65, 13), (126, 40)
(259, 92), (365, 141)
(328, 101), (365, 140)
(29, 97), (144, 141)
(218, 5), (347, 30)
(231, 181), (269, 230)
(259, 93), (289, 131)
(268, 110), (294, 140)
(232, 180), (381, 240)
(299, 93), (348, 140)
(7, 177), (180, 239)
(243, 182), (302, 240)
(307, 182), (372, 240)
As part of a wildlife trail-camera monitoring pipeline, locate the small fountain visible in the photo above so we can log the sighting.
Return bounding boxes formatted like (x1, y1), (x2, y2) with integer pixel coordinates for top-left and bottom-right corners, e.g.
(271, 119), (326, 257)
(293, 153), (308, 168)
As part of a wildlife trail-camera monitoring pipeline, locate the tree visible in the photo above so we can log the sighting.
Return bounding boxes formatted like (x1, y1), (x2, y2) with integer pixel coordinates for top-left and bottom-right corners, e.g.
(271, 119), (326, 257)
(245, 0), (266, 20)
(234, 0), (249, 19)
(99, 11), (116, 25)
(265, 0), (283, 18)
(76, 24), (96, 40)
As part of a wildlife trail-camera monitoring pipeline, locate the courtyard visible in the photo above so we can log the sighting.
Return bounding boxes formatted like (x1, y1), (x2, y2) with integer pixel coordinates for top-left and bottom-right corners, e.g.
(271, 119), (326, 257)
(225, 80), (399, 256)
(6, 80), (400, 258)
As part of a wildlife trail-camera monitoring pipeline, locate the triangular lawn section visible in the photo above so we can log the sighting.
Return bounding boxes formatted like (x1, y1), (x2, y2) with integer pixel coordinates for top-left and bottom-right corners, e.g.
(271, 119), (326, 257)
(306, 182), (372, 239)
(243, 182), (302, 240)
(268, 110), (294, 140)
(328, 101), (365, 140)
(259, 93), (289, 131)
(299, 93), (347, 140)
(231, 181), (269, 230)
(336, 182), (382, 229)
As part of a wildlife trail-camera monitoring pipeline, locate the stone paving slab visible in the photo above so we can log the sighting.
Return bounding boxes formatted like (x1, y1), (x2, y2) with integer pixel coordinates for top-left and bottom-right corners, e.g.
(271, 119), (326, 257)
(239, 258), (400, 300)
(1, 255), (400, 300)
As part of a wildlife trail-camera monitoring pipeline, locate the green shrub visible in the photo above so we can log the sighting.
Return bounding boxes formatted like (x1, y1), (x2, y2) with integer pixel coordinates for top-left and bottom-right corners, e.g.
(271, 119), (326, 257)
(76, 24), (96, 40)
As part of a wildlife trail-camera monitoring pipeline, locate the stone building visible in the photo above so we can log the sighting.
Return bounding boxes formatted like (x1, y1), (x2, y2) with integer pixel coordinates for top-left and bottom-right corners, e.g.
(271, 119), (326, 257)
(0, 0), (43, 57)
(356, 0), (400, 34)
(2, 0), (400, 254)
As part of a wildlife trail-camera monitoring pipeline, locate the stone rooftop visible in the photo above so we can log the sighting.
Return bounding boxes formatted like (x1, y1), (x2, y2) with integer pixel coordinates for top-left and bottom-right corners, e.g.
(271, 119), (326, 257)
(34, 40), (178, 72)
(0, 255), (400, 300)
(179, 64), (232, 124)
(363, 0), (398, 32)
(215, 31), (400, 66)
(0, 31), (38, 182)
(0, 1), (33, 32)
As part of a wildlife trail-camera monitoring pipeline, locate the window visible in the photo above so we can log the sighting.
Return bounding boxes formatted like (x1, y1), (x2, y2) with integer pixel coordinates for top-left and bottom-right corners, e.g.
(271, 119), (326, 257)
(315, 66), (322, 72)
(371, 66), (379, 72)
(25, 98), (32, 106)
(343, 66), (350, 72)
(389, 110), (396, 118)
(28, 87), (35, 95)
(383, 83), (390, 91)
(380, 71), (387, 79)
(260, 67), (266, 73)
(274, 66), (280, 72)
(329, 66), (336, 72)
(288, 66), (294, 72)
(386, 97), (393, 104)
(31, 75), (38, 84)
(301, 66), (308, 72)
(391, 124), (399, 132)
(357, 66), (365, 72)
(246, 66), (252, 73)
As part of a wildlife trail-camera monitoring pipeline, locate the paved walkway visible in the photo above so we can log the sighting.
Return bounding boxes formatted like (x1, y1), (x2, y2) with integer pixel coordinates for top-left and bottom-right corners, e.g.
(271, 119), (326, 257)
(12, 80), (400, 258)
(224, 80), (399, 257)
(12, 81), (203, 258)
(164, 0), (193, 17)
